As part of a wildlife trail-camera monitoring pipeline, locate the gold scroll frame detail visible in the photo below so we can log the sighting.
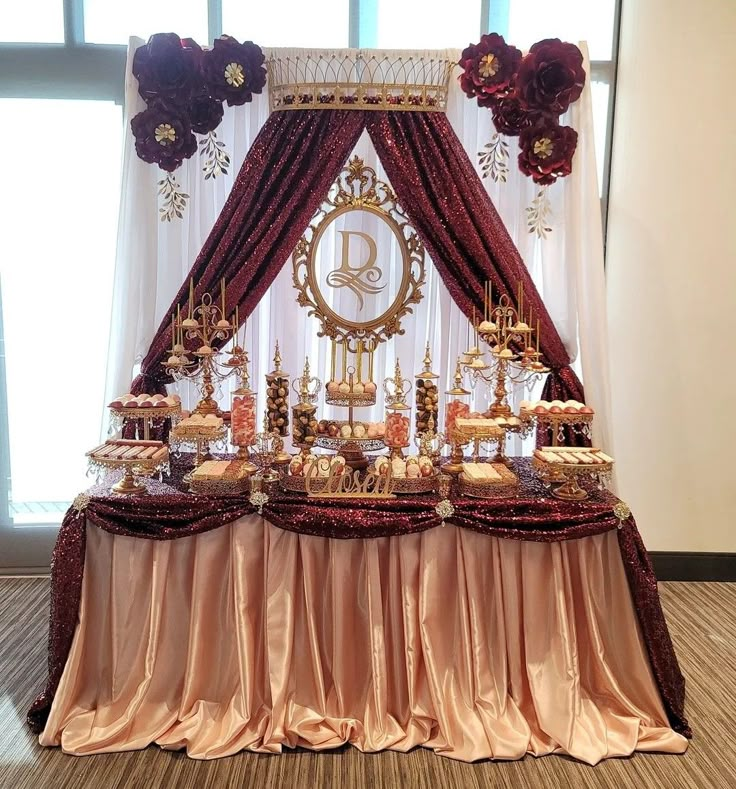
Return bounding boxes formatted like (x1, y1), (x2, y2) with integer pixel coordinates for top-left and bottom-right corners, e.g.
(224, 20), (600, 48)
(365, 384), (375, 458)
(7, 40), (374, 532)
(292, 155), (426, 351)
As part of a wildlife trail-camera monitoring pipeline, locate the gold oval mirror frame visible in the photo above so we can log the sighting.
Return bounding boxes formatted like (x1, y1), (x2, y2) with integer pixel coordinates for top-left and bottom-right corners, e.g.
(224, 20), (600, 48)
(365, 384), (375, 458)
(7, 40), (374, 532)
(293, 156), (425, 349)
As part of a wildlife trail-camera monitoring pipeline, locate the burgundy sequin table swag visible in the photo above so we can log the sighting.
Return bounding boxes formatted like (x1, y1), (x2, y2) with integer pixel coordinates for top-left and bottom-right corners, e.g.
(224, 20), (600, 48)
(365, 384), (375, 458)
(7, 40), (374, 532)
(28, 460), (690, 762)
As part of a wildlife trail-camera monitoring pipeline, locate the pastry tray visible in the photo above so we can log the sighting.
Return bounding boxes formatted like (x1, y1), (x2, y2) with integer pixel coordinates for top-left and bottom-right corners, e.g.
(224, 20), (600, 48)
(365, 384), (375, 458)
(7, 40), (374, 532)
(109, 404), (181, 420)
(314, 435), (385, 452)
(532, 448), (613, 474)
(458, 464), (518, 499)
(280, 473), (329, 494)
(190, 477), (251, 496)
(386, 473), (437, 494)
(520, 409), (594, 424)
(324, 392), (377, 407)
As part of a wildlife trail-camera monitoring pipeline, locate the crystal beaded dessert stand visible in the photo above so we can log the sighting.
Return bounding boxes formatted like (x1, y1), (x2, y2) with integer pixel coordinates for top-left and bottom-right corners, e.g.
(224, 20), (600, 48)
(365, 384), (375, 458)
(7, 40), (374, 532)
(86, 453), (169, 496)
(108, 404), (182, 440)
(250, 415), (284, 484)
(531, 451), (613, 501)
(169, 425), (229, 485)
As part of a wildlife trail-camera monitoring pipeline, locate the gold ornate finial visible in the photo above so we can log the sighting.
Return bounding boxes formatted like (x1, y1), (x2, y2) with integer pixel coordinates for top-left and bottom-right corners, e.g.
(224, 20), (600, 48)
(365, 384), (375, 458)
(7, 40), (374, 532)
(300, 357), (311, 397)
(272, 341), (282, 373)
(446, 357), (471, 396)
(394, 358), (403, 388)
(384, 358), (411, 411)
(416, 342), (439, 379)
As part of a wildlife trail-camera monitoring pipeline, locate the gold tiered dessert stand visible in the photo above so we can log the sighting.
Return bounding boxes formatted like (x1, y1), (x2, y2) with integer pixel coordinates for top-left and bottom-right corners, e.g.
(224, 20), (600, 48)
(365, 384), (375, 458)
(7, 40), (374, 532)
(317, 342), (384, 470)
(314, 368), (385, 471)
(108, 402), (182, 440)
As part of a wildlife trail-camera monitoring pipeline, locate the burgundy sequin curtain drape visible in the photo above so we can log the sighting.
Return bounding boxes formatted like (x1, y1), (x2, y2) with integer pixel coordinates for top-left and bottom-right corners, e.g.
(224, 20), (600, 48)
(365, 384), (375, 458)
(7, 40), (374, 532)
(131, 109), (366, 395)
(365, 111), (584, 411)
(134, 108), (583, 416)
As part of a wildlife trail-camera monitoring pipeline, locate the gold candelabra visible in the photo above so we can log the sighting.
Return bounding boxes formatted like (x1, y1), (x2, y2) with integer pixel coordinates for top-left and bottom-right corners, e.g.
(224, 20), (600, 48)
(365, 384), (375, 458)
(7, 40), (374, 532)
(164, 278), (239, 416)
(464, 281), (550, 417)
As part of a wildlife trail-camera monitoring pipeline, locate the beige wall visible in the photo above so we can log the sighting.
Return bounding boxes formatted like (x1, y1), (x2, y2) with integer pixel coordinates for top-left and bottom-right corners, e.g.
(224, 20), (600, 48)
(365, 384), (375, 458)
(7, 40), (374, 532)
(606, 0), (736, 551)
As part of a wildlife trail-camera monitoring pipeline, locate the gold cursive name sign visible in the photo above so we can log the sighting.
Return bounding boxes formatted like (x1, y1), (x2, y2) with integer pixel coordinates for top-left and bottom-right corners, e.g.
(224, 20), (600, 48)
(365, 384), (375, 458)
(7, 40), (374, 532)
(325, 230), (386, 310)
(305, 461), (395, 498)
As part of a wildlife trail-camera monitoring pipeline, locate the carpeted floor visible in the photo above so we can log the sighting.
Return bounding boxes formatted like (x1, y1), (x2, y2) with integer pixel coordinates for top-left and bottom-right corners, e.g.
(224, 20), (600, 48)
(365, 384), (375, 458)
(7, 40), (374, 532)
(1, 577), (734, 789)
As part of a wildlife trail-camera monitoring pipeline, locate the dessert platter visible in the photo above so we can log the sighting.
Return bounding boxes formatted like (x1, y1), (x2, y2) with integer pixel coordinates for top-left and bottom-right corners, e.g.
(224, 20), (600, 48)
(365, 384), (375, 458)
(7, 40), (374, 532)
(170, 414), (229, 483)
(281, 453), (347, 493)
(107, 392), (182, 439)
(520, 399), (594, 445)
(190, 459), (252, 496)
(458, 461), (519, 499)
(87, 439), (169, 495)
(532, 447), (614, 500)
(373, 454), (437, 494)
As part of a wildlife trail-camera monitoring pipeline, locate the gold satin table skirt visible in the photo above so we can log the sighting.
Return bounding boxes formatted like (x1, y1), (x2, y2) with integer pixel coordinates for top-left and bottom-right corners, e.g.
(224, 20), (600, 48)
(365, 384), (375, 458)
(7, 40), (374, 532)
(40, 517), (687, 763)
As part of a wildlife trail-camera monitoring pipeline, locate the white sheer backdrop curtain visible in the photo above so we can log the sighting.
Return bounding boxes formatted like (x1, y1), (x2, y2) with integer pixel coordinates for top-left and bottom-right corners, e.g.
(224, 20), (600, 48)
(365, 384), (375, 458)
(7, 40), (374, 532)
(104, 43), (612, 457)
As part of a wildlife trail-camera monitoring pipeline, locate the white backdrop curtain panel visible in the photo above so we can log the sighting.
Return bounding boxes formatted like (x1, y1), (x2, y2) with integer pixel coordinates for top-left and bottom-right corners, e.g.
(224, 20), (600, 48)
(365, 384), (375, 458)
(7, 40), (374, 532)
(104, 41), (612, 458)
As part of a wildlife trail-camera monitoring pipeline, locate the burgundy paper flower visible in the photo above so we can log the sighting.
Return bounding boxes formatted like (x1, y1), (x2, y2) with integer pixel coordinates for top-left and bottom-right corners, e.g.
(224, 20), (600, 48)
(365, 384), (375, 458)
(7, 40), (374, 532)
(459, 33), (522, 102)
(201, 36), (267, 106)
(518, 120), (578, 184)
(133, 33), (203, 103)
(188, 93), (224, 134)
(515, 38), (585, 115)
(491, 96), (545, 136)
(131, 102), (197, 172)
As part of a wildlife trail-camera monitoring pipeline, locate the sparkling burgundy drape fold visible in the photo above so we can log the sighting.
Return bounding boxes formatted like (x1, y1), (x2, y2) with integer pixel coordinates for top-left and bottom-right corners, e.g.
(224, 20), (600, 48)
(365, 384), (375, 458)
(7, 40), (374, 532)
(365, 112), (585, 438)
(132, 110), (366, 395)
(132, 110), (584, 421)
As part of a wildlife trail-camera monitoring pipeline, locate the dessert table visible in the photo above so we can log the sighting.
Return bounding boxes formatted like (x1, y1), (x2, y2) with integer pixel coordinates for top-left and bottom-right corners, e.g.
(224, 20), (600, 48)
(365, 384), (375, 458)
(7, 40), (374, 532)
(28, 459), (690, 764)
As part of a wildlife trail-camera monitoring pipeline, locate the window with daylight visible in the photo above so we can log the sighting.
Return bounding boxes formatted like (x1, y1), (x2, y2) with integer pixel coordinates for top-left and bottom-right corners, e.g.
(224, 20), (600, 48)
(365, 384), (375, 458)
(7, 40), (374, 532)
(0, 99), (121, 524)
(0, 1), (620, 558)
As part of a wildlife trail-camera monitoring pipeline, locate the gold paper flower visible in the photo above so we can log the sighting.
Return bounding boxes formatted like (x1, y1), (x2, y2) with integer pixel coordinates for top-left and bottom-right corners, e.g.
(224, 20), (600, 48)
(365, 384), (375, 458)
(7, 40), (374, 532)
(224, 62), (245, 88)
(154, 123), (177, 145)
(479, 53), (500, 78)
(533, 137), (554, 158)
